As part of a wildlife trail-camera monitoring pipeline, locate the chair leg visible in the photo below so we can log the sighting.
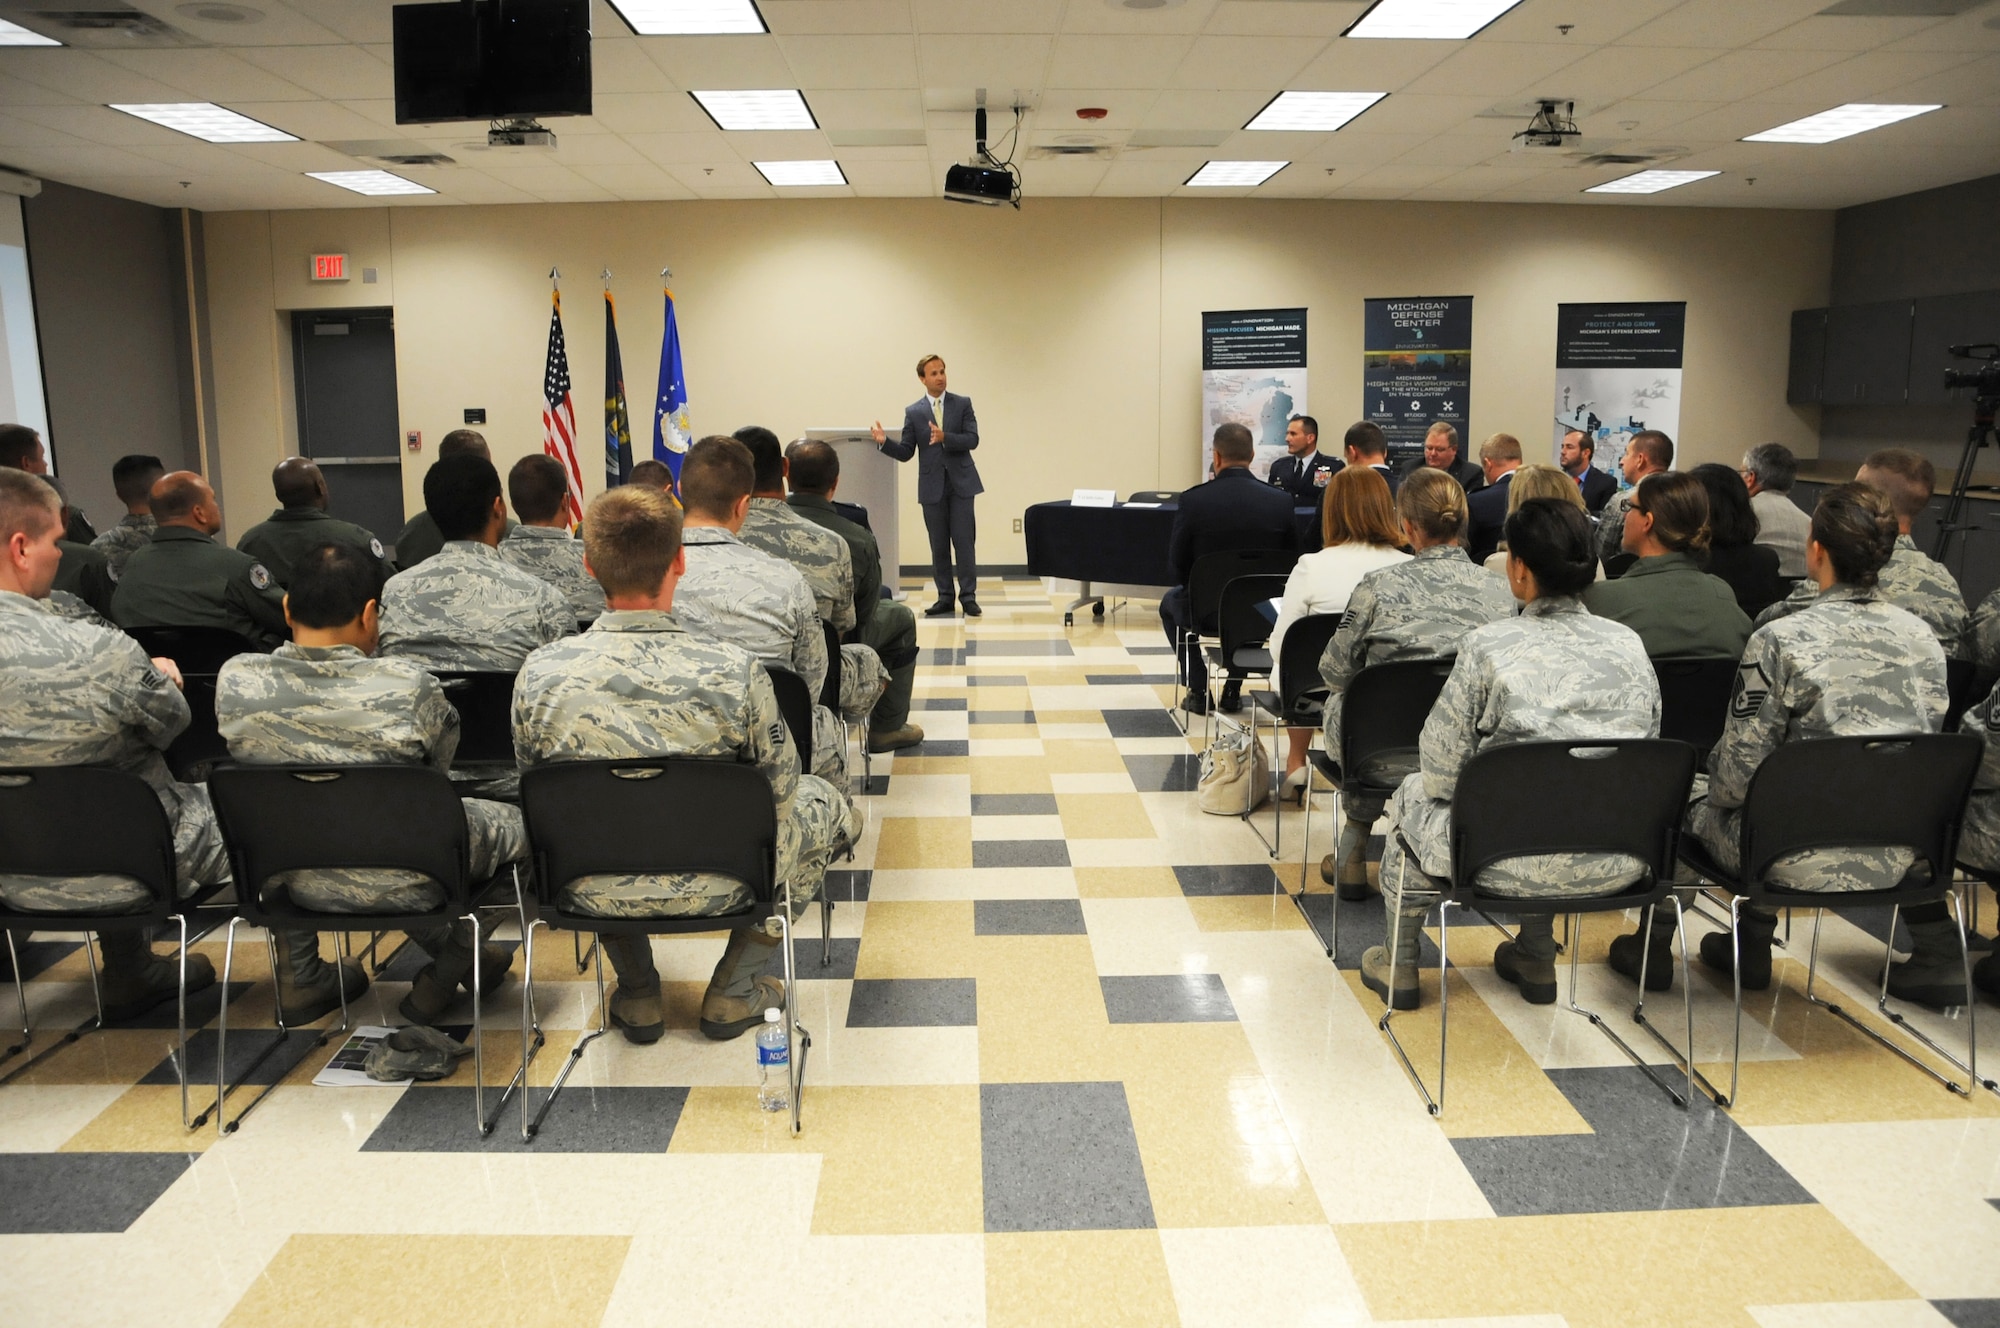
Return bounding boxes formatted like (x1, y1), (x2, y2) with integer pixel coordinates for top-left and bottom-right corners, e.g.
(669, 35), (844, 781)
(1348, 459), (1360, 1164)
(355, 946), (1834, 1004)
(1289, 773), (1335, 960)
(573, 929), (588, 975)
(781, 905), (807, 1136)
(2, 930), (27, 1064)
(1631, 897), (1724, 1107)
(1728, 896), (1746, 1110)
(216, 927), (312, 1136)
(821, 892), (834, 968)
(0, 929), (111, 1090)
(1378, 854), (1447, 1116)
(1561, 906), (1689, 1110)
(528, 926), (611, 1140)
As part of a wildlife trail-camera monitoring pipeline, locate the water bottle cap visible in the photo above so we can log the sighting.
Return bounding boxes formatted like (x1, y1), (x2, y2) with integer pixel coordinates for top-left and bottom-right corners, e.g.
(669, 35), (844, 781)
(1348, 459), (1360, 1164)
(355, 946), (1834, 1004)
(764, 1008), (782, 1023)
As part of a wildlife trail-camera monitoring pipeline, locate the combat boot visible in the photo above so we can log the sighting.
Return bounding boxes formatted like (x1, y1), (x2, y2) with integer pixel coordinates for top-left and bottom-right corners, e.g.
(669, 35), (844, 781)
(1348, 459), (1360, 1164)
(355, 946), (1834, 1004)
(1319, 817), (1376, 901)
(600, 934), (663, 1045)
(1607, 907), (1677, 992)
(98, 930), (216, 1022)
(1886, 917), (1972, 1009)
(1359, 899), (1424, 1011)
(1492, 917), (1558, 1005)
(1697, 906), (1777, 991)
(699, 926), (785, 1041)
(400, 925), (514, 1027)
(272, 930), (369, 1025)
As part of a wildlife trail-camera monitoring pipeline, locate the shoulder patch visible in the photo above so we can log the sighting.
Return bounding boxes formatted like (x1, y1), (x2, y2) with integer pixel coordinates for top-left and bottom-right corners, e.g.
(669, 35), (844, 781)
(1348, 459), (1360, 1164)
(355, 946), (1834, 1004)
(770, 721), (787, 749)
(1730, 660), (1770, 721)
(1313, 467), (1330, 486)
(249, 563), (273, 591)
(370, 538), (385, 559)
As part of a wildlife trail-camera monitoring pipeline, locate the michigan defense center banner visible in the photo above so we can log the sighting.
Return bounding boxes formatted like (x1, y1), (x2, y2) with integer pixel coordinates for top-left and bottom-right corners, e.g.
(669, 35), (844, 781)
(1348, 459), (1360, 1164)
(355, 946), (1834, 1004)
(1364, 296), (1472, 470)
(1201, 308), (1307, 481)
(1552, 302), (1686, 477)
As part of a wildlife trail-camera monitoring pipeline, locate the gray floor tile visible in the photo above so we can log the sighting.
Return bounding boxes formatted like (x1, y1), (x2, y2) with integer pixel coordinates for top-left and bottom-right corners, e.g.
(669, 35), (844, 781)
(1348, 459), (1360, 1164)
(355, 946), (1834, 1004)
(139, 1023), (330, 1086)
(1451, 1067), (1815, 1216)
(911, 697), (968, 711)
(975, 899), (1086, 936)
(845, 977), (977, 1027)
(1936, 1300), (2000, 1328)
(860, 774), (891, 796)
(108, 979), (253, 1030)
(2, 937), (81, 981)
(824, 869), (872, 902)
(923, 648), (967, 666)
(1102, 709), (1185, 738)
(1125, 754), (1203, 793)
(972, 840), (1071, 869)
(363, 1085), (689, 1153)
(1125, 646), (1175, 656)
(966, 675), (1029, 686)
(981, 1082), (1156, 1232)
(0, 1153), (194, 1233)
(1173, 864), (1282, 897)
(1101, 973), (1237, 1023)
(762, 936), (860, 981)
(963, 640), (1073, 656)
(907, 739), (969, 757)
(972, 793), (1061, 816)
(1087, 674), (1177, 685)
(1295, 892), (1443, 970)
(969, 710), (1036, 724)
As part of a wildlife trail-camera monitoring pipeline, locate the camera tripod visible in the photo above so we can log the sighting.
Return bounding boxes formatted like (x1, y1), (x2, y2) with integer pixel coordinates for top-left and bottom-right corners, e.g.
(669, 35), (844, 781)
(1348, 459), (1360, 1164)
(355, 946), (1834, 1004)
(1932, 392), (1998, 563)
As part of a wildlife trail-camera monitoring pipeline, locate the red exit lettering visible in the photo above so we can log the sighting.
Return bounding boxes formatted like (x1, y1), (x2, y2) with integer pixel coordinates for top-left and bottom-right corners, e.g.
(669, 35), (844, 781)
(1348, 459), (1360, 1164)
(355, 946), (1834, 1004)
(311, 253), (348, 281)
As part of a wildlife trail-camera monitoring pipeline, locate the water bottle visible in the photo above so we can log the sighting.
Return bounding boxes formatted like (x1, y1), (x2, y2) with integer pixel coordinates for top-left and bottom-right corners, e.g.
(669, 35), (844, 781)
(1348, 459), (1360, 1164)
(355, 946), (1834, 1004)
(756, 1008), (789, 1113)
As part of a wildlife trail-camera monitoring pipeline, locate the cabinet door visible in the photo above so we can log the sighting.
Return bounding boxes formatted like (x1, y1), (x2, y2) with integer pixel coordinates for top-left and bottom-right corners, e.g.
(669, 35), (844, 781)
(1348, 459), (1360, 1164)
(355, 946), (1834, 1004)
(1822, 299), (1912, 405)
(1908, 290), (2000, 406)
(1787, 308), (1827, 404)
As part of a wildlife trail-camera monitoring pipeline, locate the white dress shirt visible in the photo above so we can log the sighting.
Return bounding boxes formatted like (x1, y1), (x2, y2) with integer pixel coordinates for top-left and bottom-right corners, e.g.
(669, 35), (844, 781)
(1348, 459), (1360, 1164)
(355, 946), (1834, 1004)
(1270, 541), (1409, 693)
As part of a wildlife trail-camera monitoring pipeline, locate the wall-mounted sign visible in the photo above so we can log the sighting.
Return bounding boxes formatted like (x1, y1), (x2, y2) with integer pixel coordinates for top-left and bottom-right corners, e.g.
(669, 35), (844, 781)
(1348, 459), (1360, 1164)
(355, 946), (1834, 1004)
(1200, 307), (1308, 482)
(310, 253), (348, 282)
(1364, 296), (1472, 470)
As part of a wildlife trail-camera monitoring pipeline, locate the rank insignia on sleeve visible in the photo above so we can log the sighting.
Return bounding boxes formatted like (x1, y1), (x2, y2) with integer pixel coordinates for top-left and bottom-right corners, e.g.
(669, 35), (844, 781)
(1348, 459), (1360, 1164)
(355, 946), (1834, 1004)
(1730, 661), (1769, 720)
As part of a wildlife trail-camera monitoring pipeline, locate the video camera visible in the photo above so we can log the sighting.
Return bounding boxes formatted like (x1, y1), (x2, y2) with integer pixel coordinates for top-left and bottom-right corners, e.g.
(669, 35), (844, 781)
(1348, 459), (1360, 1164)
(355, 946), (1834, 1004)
(1944, 343), (2000, 397)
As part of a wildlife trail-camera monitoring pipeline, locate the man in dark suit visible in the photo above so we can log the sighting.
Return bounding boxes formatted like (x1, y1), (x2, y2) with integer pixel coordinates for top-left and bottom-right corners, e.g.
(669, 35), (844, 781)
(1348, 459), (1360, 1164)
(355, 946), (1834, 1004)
(1160, 423), (1301, 714)
(1560, 428), (1618, 513)
(873, 353), (983, 617)
(1307, 421), (1402, 552)
(1400, 422), (1485, 495)
(1265, 414), (1340, 506)
(1464, 432), (1524, 564)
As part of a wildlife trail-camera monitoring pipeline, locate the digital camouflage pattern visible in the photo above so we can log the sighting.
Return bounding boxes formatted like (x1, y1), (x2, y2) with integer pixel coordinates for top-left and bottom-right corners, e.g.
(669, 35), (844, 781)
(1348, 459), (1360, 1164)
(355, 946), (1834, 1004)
(379, 540), (572, 672)
(216, 643), (527, 913)
(740, 497), (857, 633)
(235, 508), (390, 590)
(512, 611), (858, 921)
(1692, 585), (1947, 891)
(497, 524), (606, 623)
(1596, 490), (1635, 566)
(1380, 596), (1660, 915)
(0, 590), (228, 913)
(1955, 681), (2000, 872)
(1757, 535), (1968, 660)
(46, 588), (113, 628)
(788, 491), (921, 734)
(1970, 586), (2000, 683)
(787, 492), (883, 628)
(110, 525), (289, 650)
(91, 514), (155, 579)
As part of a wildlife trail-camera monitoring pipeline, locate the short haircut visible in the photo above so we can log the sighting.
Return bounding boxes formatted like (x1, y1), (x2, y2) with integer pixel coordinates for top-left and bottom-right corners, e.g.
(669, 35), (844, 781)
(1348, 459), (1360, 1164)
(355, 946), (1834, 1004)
(584, 484), (683, 598)
(1397, 466), (1468, 544)
(1858, 447), (1935, 521)
(271, 459), (320, 508)
(1425, 421), (1459, 449)
(1813, 481), (1899, 589)
(0, 467), (58, 545)
(733, 425), (785, 492)
(680, 435), (755, 520)
(1742, 442), (1797, 492)
(1504, 498), (1597, 597)
(786, 439), (839, 494)
(1633, 470), (1710, 556)
(150, 472), (207, 522)
(1343, 420), (1387, 458)
(1211, 423), (1254, 464)
(507, 454), (570, 523)
(1571, 430), (1595, 458)
(286, 542), (388, 629)
(1480, 433), (1523, 465)
(1321, 463), (1402, 549)
(112, 454), (165, 504)
(628, 458), (673, 490)
(437, 429), (490, 460)
(0, 424), (39, 468)
(1507, 463), (1586, 514)
(1691, 463), (1760, 548)
(1290, 414), (1318, 440)
(423, 452), (503, 541)
(915, 354), (944, 378)
(1630, 429), (1674, 470)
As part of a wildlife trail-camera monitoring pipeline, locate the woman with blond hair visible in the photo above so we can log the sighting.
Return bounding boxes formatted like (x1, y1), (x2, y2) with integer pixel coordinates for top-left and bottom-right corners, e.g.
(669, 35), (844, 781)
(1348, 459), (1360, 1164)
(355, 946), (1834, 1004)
(1269, 465), (1408, 798)
(1481, 464), (1603, 580)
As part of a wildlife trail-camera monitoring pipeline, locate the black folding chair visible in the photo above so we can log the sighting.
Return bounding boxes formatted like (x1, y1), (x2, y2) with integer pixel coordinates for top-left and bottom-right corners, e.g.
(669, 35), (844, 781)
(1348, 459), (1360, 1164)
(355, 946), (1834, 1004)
(1674, 733), (1984, 1107)
(1379, 739), (1700, 1117)
(1201, 574), (1286, 713)
(207, 763), (537, 1136)
(1302, 658), (1456, 958)
(127, 625), (259, 675)
(1176, 549), (1299, 734)
(1243, 612), (1343, 857)
(520, 759), (807, 1137)
(768, 666), (836, 968)
(431, 671), (520, 765)
(819, 619), (868, 789)
(129, 626), (260, 783)
(1653, 658), (1738, 770)
(0, 767), (232, 1128)
(1946, 657), (1979, 733)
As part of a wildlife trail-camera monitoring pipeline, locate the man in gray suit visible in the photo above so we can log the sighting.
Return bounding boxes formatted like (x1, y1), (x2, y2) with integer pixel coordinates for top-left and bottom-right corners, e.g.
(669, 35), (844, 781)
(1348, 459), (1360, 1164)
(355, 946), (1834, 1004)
(872, 353), (984, 617)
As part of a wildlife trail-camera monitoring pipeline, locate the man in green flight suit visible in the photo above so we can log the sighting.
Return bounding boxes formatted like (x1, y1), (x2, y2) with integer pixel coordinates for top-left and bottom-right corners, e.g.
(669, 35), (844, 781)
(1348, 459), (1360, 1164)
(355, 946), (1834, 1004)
(111, 470), (289, 650)
(235, 456), (393, 589)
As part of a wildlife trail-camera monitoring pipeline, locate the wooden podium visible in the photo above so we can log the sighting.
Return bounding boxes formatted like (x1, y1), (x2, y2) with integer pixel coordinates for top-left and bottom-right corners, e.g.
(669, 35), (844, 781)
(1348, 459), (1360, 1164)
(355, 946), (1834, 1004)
(803, 429), (903, 600)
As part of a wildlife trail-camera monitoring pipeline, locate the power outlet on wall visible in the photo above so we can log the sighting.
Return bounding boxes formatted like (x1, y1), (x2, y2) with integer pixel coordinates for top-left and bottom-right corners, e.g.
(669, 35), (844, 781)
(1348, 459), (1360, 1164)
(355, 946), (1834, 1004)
(1012, 517), (1022, 533)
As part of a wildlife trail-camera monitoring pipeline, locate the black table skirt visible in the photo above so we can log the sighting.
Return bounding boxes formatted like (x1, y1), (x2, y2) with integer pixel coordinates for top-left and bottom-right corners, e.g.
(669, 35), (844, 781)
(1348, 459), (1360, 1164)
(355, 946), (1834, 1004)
(1023, 499), (1318, 589)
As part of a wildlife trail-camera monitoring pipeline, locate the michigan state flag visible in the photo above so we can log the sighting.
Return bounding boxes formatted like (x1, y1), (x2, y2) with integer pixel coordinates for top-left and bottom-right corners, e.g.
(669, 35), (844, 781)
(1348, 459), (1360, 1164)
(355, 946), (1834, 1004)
(604, 289), (633, 489)
(652, 285), (692, 490)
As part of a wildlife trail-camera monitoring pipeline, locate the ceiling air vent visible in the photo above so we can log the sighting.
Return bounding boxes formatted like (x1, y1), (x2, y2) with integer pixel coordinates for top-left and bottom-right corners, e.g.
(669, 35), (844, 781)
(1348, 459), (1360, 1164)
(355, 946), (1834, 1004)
(1028, 143), (1114, 159)
(377, 153), (454, 167)
(22, 8), (192, 44)
(1577, 152), (1661, 167)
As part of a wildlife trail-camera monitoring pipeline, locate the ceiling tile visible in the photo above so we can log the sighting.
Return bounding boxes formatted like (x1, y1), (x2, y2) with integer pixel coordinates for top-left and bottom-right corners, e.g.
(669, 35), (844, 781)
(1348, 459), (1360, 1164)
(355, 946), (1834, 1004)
(1168, 35), (1323, 89)
(1062, 0), (1220, 35)
(588, 40), (680, 94)
(1288, 37), (1452, 90)
(1617, 0), (1827, 49)
(1638, 47), (1850, 102)
(721, 128), (836, 160)
(278, 0), (395, 44)
(1478, 0), (1681, 45)
(917, 33), (1052, 89)
(759, 1), (914, 35)
(124, 0), (349, 46)
(665, 159), (768, 190)
(1878, 52), (2000, 107)
(807, 89), (926, 129)
(913, 0), (1061, 34)
(841, 158), (934, 194)
(1094, 159), (1196, 194)
(778, 34), (921, 89)
(1048, 35), (1193, 89)
(1139, 89), (1269, 130)
(1403, 40), (1584, 99)
(1748, 49), (1981, 105)
(1037, 89), (1159, 130)
(0, 50), (188, 105)
(1345, 94), (1498, 137)
(1754, 14), (1952, 53)
(624, 130), (736, 163)
(95, 49), (323, 101)
(642, 35), (795, 87)
(1538, 46), (1728, 105)
(1205, 2), (1367, 39)
(1882, 6), (2000, 52)
(589, 93), (716, 135)
(572, 161), (698, 197)
(233, 44), (394, 101)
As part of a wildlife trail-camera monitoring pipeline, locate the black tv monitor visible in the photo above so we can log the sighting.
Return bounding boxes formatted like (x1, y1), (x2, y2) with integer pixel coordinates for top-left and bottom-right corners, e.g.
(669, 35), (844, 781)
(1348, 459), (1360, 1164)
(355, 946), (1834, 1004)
(393, 0), (592, 124)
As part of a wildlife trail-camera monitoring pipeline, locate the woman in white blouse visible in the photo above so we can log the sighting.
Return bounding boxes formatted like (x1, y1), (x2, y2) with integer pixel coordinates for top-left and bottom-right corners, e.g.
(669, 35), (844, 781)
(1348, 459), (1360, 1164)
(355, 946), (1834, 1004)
(1271, 464), (1408, 797)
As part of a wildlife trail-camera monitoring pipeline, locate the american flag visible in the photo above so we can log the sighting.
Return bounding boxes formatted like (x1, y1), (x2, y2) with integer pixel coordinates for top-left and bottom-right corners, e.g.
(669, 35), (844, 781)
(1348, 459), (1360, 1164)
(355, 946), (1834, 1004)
(541, 287), (585, 528)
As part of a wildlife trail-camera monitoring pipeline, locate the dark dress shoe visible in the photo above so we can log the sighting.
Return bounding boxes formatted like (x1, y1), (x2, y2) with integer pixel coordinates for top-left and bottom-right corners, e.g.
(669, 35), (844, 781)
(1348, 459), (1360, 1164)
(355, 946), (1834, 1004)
(961, 599), (982, 617)
(924, 601), (956, 618)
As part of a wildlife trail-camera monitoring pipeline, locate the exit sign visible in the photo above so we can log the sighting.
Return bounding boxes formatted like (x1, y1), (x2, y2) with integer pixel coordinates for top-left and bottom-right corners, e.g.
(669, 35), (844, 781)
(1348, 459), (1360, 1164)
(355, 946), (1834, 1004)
(310, 253), (348, 282)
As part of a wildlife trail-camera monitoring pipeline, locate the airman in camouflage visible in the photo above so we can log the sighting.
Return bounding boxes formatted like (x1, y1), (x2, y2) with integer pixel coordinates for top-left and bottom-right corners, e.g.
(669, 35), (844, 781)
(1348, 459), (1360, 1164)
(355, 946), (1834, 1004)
(1756, 533), (1967, 658)
(93, 514), (155, 578)
(379, 542), (572, 671)
(1971, 586), (2000, 683)
(1953, 684), (2000, 1000)
(89, 453), (163, 579)
(498, 525), (605, 622)
(110, 471), (290, 650)
(235, 458), (391, 590)
(741, 495), (857, 632)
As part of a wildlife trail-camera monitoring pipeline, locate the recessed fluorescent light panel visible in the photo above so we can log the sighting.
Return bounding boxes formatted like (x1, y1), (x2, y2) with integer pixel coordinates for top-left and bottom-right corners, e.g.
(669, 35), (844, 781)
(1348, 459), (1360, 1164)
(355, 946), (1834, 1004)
(1348, 0), (1527, 40)
(690, 89), (816, 131)
(306, 170), (435, 196)
(1245, 91), (1386, 132)
(1742, 103), (1942, 144)
(755, 159), (845, 186)
(1186, 160), (1288, 187)
(109, 102), (297, 143)
(1585, 169), (1720, 195)
(0, 17), (59, 45)
(608, 0), (765, 35)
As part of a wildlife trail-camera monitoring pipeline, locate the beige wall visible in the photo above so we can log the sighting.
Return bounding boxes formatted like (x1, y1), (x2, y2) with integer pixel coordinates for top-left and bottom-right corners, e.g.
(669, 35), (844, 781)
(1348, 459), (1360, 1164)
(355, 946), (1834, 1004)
(202, 196), (1832, 559)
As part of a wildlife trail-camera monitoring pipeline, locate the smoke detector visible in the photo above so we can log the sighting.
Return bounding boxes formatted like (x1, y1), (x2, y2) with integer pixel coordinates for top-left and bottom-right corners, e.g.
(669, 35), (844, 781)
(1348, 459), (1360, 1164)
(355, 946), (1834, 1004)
(1511, 100), (1580, 153)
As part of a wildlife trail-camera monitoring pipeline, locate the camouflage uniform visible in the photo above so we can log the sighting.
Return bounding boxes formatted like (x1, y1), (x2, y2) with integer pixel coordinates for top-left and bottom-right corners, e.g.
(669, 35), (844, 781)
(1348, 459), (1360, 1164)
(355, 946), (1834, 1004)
(378, 540), (572, 672)
(216, 644), (528, 914)
(1956, 683), (2000, 873)
(512, 610), (858, 921)
(54, 539), (116, 619)
(91, 514), (155, 580)
(675, 527), (847, 783)
(740, 497), (888, 725)
(1380, 596), (1660, 915)
(235, 508), (391, 590)
(0, 590), (228, 913)
(46, 588), (113, 628)
(497, 524), (605, 624)
(1596, 490), (1635, 566)
(1757, 535), (1967, 659)
(1691, 586), (1947, 891)
(788, 491), (920, 736)
(1970, 586), (2000, 683)
(110, 525), (290, 650)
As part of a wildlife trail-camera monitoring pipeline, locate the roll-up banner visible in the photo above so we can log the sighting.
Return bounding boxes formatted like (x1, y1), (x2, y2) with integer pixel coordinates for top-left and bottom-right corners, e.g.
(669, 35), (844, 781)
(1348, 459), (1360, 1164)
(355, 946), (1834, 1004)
(1201, 307), (1307, 481)
(1364, 296), (1472, 470)
(1552, 302), (1686, 479)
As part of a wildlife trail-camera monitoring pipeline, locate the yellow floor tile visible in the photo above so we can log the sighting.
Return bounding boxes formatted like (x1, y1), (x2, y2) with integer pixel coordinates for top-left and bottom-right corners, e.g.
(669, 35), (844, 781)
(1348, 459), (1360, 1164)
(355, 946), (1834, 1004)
(1042, 740), (1131, 774)
(886, 755), (970, 775)
(968, 758), (1055, 794)
(57, 1084), (214, 1152)
(985, 1231), (1181, 1328)
(1075, 867), (1183, 899)
(1185, 895), (1309, 932)
(1336, 1205), (1913, 1328)
(872, 816), (974, 870)
(1056, 793), (1159, 840)
(852, 901), (978, 979)
(8, 1029), (194, 1086)
(974, 936), (1114, 1082)
(970, 723), (1040, 739)
(966, 687), (1032, 710)
(224, 1234), (631, 1328)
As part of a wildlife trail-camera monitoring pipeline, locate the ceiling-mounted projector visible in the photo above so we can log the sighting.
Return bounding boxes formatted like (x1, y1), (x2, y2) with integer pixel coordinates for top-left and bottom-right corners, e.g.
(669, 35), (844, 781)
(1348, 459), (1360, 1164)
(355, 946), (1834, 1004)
(944, 104), (1021, 209)
(1512, 99), (1580, 153)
